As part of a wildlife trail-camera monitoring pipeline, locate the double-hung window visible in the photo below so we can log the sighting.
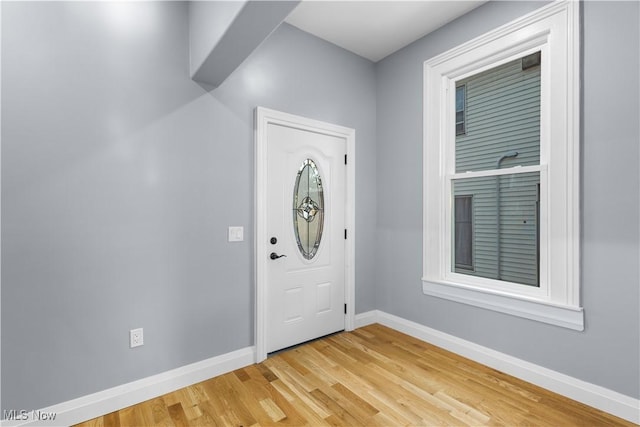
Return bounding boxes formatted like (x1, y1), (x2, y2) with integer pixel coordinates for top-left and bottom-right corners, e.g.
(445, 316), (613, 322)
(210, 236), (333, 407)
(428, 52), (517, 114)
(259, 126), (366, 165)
(422, 1), (582, 330)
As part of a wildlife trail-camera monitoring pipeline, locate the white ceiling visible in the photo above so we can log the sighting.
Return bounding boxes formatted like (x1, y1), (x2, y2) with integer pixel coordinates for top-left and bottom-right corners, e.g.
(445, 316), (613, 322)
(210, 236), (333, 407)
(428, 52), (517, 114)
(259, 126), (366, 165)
(285, 1), (486, 63)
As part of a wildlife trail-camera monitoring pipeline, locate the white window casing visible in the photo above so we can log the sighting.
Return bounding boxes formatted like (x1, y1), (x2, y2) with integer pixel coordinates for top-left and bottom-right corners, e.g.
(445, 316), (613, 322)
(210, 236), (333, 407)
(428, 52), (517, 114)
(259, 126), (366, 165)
(422, 1), (582, 330)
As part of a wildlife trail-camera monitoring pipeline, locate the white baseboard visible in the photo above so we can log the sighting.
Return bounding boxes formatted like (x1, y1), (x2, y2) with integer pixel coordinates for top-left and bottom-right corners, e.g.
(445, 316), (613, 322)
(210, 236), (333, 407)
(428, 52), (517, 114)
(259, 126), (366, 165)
(1, 347), (256, 427)
(354, 310), (378, 329)
(355, 310), (640, 425)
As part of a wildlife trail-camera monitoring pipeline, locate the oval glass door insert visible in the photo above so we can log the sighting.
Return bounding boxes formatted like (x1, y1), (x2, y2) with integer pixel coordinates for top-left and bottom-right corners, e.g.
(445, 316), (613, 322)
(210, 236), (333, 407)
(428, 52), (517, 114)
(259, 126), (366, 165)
(293, 159), (324, 260)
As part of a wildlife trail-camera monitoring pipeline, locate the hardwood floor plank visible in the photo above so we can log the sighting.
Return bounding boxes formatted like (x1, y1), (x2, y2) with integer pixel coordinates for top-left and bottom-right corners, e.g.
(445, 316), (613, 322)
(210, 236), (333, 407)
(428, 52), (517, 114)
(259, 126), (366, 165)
(137, 400), (158, 423)
(278, 350), (312, 375)
(233, 368), (251, 382)
(145, 397), (173, 426)
(118, 405), (147, 427)
(265, 356), (318, 393)
(366, 386), (435, 425)
(314, 383), (374, 425)
(200, 378), (245, 426)
(79, 416), (104, 427)
(174, 389), (203, 420)
(263, 382), (308, 426)
(74, 324), (636, 427)
(166, 403), (188, 427)
(266, 364), (332, 420)
(309, 388), (362, 426)
(216, 375), (259, 426)
(102, 411), (121, 427)
(256, 363), (279, 383)
(220, 368), (275, 426)
(433, 390), (491, 424)
(270, 378), (332, 426)
(330, 382), (379, 418)
(258, 398), (286, 422)
(196, 398), (227, 426)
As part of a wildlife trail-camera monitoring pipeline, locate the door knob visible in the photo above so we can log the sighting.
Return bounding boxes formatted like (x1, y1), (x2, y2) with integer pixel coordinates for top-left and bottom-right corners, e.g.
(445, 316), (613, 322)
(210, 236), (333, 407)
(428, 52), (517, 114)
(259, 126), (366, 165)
(270, 252), (287, 260)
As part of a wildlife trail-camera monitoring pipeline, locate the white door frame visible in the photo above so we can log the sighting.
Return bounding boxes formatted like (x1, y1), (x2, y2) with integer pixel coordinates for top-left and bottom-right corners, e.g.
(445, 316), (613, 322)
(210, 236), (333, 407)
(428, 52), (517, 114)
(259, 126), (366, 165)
(255, 107), (356, 362)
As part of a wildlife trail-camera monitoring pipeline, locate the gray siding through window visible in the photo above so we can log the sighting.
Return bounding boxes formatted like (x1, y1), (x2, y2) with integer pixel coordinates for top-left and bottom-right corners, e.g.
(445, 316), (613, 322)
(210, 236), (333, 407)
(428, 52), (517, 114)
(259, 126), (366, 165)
(453, 55), (540, 286)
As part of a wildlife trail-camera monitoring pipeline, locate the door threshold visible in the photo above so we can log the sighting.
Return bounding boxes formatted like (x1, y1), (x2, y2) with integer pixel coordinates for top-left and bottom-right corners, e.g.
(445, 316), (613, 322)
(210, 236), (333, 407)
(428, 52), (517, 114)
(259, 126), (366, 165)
(267, 330), (346, 357)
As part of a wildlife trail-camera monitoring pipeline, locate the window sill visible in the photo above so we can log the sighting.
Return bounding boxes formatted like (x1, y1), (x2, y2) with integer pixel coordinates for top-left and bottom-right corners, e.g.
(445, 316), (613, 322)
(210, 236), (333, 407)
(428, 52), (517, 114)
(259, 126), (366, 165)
(422, 279), (584, 331)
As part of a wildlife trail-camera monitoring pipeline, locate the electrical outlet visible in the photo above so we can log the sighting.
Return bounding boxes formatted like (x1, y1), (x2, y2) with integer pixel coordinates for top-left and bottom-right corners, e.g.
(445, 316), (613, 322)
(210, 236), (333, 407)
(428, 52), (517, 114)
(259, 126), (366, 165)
(228, 226), (244, 242)
(130, 328), (144, 348)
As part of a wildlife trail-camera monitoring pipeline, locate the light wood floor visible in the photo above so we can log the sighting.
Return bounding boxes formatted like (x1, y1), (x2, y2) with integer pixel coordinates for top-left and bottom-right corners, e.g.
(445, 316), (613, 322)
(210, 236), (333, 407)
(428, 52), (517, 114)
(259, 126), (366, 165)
(76, 324), (636, 426)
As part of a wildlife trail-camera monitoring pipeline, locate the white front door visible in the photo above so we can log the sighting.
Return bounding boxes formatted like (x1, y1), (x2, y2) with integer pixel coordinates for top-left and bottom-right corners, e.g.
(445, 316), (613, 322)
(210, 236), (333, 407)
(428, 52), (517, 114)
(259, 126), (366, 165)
(264, 120), (347, 353)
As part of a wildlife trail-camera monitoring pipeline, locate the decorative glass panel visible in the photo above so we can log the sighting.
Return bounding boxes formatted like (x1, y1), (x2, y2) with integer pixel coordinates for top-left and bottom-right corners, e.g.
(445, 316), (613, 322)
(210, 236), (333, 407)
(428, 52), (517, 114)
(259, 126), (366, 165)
(293, 159), (324, 260)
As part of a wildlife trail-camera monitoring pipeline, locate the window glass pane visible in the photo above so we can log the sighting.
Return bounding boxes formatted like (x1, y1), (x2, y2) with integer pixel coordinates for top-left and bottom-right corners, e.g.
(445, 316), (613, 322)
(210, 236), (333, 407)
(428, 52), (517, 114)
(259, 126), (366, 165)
(455, 53), (541, 173)
(456, 86), (466, 135)
(456, 85), (465, 112)
(452, 171), (540, 287)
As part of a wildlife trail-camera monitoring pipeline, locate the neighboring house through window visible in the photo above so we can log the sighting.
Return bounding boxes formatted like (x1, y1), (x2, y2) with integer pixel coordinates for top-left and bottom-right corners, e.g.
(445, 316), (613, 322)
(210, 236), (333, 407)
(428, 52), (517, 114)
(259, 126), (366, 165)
(453, 54), (541, 287)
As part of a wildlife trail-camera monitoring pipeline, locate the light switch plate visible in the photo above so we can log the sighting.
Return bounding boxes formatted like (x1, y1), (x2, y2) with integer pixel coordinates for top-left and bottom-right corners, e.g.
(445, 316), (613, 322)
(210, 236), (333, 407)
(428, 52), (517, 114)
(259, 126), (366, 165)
(228, 226), (244, 242)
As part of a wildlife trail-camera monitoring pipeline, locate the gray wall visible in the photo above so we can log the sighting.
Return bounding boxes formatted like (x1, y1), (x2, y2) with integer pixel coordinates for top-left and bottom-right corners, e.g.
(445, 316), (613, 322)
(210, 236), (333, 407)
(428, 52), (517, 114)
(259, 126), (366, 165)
(1, 2), (376, 411)
(376, 0), (640, 399)
(188, 0), (245, 75)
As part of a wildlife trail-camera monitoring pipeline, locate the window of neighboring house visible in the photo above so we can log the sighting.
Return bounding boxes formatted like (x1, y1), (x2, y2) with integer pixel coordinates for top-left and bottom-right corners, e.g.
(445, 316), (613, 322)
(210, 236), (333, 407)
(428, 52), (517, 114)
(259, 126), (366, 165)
(455, 85), (466, 135)
(423, 1), (582, 330)
(454, 195), (473, 270)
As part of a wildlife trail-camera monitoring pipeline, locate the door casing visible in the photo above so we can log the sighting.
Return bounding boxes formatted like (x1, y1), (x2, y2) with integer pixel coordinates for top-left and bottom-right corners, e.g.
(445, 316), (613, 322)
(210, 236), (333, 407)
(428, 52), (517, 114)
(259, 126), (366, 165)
(255, 107), (355, 362)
